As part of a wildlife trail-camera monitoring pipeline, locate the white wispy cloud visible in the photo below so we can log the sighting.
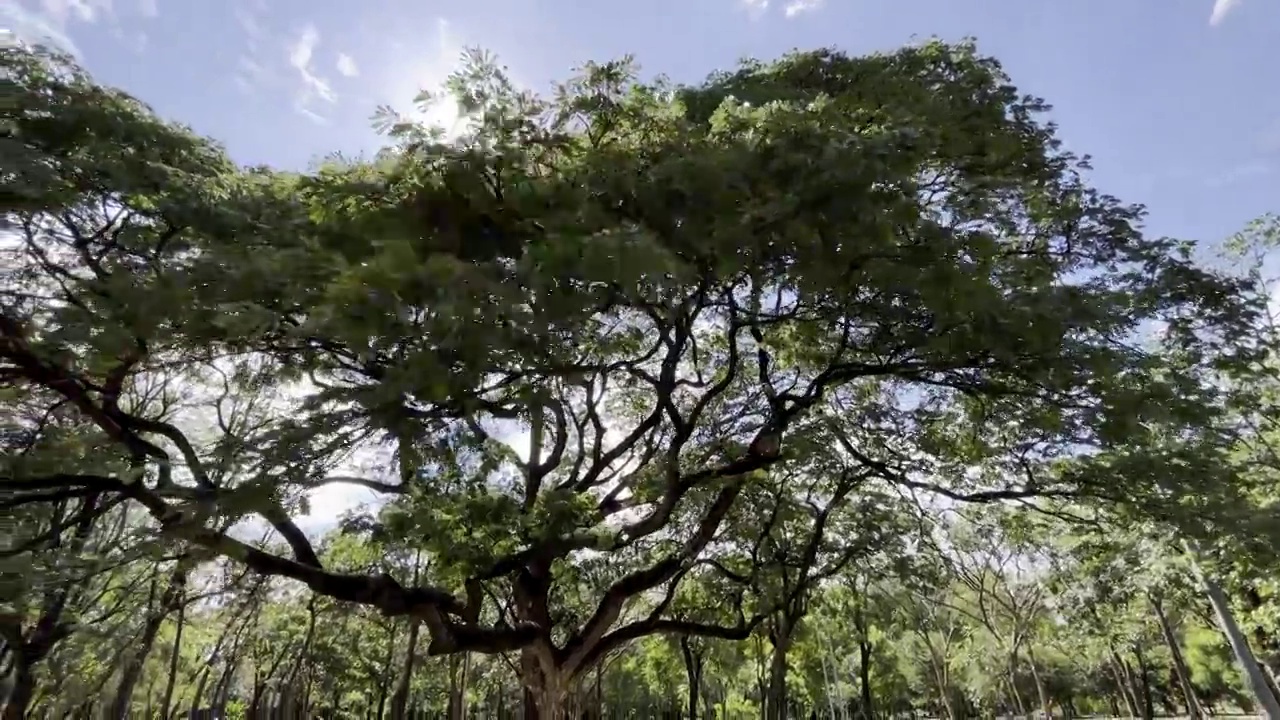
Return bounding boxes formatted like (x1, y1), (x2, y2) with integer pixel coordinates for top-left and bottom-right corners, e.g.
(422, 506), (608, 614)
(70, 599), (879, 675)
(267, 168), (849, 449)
(39, 0), (111, 26)
(1, 0), (112, 56)
(741, 0), (821, 20)
(335, 52), (358, 78)
(1209, 0), (1243, 26)
(286, 23), (336, 123)
(136, 0), (156, 18)
(230, 2), (273, 93)
(783, 0), (824, 17)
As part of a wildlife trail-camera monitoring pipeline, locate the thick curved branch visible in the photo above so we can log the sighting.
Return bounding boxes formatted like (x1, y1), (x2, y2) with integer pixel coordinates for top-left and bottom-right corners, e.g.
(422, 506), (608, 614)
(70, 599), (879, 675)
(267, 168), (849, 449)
(560, 479), (743, 675)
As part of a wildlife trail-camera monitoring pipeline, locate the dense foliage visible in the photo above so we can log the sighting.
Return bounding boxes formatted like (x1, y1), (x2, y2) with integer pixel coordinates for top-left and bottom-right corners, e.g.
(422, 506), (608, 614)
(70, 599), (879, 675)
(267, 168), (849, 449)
(2, 40), (1279, 719)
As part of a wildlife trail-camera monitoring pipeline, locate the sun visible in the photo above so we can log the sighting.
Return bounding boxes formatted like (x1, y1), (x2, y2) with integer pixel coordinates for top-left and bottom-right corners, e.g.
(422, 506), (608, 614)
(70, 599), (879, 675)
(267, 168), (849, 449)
(376, 18), (466, 140)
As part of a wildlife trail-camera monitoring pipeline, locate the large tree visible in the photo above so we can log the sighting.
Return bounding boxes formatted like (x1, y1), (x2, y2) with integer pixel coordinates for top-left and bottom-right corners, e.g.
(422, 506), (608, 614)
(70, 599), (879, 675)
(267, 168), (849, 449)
(0, 41), (1255, 717)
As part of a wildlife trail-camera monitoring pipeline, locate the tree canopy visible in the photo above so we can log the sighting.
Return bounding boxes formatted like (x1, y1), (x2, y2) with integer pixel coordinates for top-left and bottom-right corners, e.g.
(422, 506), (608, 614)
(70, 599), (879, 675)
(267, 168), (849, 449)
(3, 40), (1279, 720)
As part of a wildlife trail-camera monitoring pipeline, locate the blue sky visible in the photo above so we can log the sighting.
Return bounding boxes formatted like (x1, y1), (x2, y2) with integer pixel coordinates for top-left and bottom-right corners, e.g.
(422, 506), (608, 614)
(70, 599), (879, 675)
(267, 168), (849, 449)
(3, 0), (1276, 244)
(2, 0), (1277, 526)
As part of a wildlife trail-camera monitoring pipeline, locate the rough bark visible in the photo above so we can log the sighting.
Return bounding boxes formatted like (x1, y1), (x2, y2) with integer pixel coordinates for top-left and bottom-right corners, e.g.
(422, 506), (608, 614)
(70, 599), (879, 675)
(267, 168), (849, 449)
(520, 647), (571, 720)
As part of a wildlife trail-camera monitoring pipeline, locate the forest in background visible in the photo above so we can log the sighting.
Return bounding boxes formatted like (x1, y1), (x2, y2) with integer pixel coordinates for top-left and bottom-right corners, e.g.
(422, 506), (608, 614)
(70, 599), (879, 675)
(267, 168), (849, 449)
(3, 38), (1280, 719)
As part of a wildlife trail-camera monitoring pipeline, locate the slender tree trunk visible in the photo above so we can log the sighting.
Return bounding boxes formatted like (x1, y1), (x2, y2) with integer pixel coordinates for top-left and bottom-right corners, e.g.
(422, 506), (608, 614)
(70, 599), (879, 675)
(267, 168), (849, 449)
(754, 635), (769, 720)
(1006, 652), (1027, 716)
(447, 651), (471, 720)
(1238, 586), (1280, 703)
(389, 619), (420, 720)
(919, 632), (957, 720)
(1186, 541), (1280, 718)
(159, 600), (185, 720)
(3, 497), (101, 720)
(284, 594), (320, 714)
(109, 562), (189, 719)
(1151, 595), (1204, 718)
(210, 611), (255, 714)
(853, 598), (873, 720)
(858, 638), (874, 720)
(107, 610), (167, 719)
(250, 640), (294, 717)
(1108, 647), (1140, 718)
(373, 622), (399, 719)
(1025, 644), (1050, 718)
(818, 636), (838, 720)
(680, 636), (704, 720)
(1132, 645), (1155, 720)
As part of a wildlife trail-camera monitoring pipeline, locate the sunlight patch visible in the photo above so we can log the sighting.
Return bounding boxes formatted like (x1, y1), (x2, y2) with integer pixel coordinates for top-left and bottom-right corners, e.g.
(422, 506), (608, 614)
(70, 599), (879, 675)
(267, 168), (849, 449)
(1209, 0), (1243, 25)
(375, 18), (465, 139)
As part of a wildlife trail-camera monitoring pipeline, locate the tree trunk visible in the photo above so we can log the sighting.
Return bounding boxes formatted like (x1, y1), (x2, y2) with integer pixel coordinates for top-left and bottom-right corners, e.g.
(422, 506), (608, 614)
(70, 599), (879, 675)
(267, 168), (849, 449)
(389, 619), (420, 720)
(107, 609), (167, 719)
(1187, 542), (1280, 718)
(159, 600), (185, 720)
(919, 632), (957, 720)
(1132, 645), (1155, 720)
(521, 650), (571, 720)
(3, 497), (102, 720)
(766, 617), (795, 720)
(857, 638), (874, 720)
(753, 635), (769, 720)
(284, 594), (320, 713)
(109, 562), (189, 720)
(1006, 653), (1027, 716)
(1238, 586), (1280, 704)
(447, 651), (471, 720)
(1151, 595), (1204, 718)
(1, 656), (34, 720)
(1108, 648), (1139, 718)
(853, 598), (873, 720)
(1025, 644), (1051, 718)
(680, 637), (704, 720)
